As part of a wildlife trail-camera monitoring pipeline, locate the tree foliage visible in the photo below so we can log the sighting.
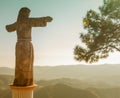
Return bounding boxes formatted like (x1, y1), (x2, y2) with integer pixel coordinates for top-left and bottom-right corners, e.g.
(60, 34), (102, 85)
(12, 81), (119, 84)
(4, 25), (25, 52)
(74, 0), (120, 63)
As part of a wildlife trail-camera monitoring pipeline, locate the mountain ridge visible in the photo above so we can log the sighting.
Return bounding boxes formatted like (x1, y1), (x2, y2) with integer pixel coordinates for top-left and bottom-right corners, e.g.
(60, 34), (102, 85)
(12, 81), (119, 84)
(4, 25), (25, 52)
(1, 64), (120, 86)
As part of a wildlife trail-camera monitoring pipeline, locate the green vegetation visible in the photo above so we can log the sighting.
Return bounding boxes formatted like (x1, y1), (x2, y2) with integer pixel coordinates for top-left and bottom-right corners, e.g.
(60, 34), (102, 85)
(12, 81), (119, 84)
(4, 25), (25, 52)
(74, 0), (120, 63)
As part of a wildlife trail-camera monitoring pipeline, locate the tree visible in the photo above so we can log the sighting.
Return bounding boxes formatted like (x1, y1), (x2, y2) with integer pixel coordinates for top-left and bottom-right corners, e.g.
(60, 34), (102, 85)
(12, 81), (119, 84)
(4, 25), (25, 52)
(74, 0), (120, 63)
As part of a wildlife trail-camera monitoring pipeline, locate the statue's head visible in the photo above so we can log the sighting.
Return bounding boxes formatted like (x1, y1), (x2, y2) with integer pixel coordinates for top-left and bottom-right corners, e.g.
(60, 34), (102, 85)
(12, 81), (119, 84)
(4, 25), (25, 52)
(17, 7), (31, 21)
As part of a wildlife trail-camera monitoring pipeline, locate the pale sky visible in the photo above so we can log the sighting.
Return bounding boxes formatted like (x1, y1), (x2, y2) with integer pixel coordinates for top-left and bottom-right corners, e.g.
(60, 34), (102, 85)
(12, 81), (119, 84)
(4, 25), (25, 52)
(0, 0), (120, 68)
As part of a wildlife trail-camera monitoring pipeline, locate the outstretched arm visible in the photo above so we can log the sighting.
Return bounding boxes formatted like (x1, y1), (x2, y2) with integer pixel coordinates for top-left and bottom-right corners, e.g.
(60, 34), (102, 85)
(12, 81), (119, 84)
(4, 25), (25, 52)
(29, 16), (53, 27)
(6, 22), (17, 32)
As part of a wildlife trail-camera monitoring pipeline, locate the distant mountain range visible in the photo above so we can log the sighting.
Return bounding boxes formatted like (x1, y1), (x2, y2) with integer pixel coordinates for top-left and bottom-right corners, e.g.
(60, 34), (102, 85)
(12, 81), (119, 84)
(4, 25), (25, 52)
(0, 64), (120, 87)
(1, 64), (120, 98)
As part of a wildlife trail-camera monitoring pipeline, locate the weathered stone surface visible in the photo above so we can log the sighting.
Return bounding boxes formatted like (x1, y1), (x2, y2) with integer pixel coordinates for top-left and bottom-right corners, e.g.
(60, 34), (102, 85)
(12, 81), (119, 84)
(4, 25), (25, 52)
(6, 7), (52, 86)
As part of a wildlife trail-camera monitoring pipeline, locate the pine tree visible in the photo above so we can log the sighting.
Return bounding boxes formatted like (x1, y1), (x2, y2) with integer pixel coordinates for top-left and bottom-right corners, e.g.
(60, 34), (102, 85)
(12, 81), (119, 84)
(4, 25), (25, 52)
(74, 0), (120, 63)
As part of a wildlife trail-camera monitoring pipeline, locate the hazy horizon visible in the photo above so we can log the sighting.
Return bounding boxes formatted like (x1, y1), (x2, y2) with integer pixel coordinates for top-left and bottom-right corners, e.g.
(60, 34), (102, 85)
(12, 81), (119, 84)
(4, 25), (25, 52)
(0, 63), (120, 68)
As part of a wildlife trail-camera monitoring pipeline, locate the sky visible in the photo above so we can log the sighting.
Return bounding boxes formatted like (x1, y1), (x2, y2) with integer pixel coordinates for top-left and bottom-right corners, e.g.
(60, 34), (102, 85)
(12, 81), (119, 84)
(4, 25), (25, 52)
(0, 0), (120, 68)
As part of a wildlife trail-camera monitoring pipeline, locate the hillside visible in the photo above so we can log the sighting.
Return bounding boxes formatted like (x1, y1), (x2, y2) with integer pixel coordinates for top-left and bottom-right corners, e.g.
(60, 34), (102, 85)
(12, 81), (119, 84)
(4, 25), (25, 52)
(36, 78), (112, 89)
(1, 75), (120, 98)
(34, 84), (98, 98)
(88, 87), (120, 98)
(0, 75), (13, 89)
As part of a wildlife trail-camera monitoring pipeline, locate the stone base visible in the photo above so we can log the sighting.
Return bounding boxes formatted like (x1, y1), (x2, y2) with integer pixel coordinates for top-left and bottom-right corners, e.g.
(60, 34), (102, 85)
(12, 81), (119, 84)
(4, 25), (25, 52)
(10, 84), (37, 98)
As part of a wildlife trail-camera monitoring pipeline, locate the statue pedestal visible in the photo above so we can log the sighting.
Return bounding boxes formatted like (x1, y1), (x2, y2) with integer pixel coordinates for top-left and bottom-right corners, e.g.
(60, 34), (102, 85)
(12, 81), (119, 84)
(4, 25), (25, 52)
(10, 84), (37, 98)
